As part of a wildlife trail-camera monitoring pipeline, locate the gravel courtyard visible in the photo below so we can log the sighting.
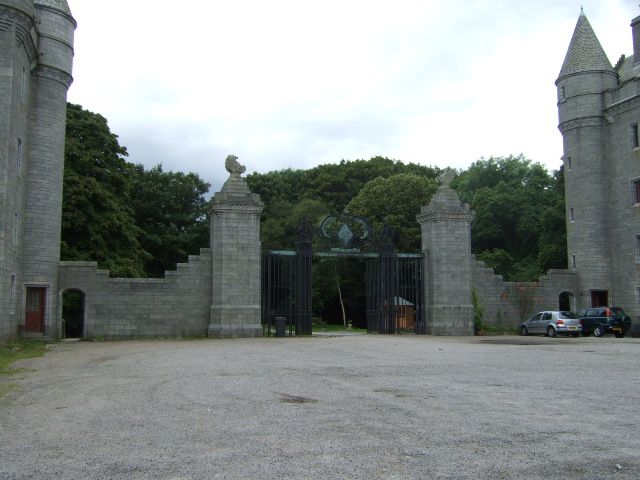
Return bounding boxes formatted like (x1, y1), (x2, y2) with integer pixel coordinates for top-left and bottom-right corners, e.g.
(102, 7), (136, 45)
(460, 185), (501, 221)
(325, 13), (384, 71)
(0, 335), (639, 479)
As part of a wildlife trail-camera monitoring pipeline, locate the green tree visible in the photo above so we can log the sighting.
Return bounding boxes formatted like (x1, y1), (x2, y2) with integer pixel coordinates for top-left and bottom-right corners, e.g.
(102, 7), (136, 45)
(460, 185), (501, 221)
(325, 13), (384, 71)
(347, 173), (438, 251)
(537, 167), (567, 271)
(130, 165), (211, 277)
(62, 104), (149, 277)
(453, 155), (566, 280)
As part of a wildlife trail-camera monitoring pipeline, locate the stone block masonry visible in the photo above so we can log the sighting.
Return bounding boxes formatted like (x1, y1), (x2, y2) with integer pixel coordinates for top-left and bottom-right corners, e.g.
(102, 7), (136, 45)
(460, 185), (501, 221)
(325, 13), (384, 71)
(472, 259), (578, 329)
(418, 171), (475, 335)
(208, 166), (264, 338)
(58, 249), (212, 338)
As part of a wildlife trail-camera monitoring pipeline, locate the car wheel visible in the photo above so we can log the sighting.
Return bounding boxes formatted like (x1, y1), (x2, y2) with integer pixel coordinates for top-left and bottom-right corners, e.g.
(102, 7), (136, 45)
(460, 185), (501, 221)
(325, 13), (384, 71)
(593, 326), (604, 337)
(614, 333), (625, 338)
(520, 326), (528, 336)
(547, 326), (557, 338)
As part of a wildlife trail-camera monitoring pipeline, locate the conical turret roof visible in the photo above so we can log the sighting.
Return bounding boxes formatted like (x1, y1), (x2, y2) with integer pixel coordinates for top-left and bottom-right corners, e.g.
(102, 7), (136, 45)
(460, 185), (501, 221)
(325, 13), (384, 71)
(34, 0), (71, 15)
(558, 11), (614, 80)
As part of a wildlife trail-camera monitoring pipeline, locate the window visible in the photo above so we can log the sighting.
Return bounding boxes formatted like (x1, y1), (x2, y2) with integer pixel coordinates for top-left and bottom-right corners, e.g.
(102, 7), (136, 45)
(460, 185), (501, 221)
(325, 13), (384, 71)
(559, 86), (566, 102)
(566, 156), (572, 171)
(21, 67), (26, 104)
(637, 235), (640, 264)
(10, 275), (16, 314)
(572, 255), (576, 268)
(633, 123), (640, 149)
(634, 180), (640, 205)
(569, 207), (575, 222)
(13, 213), (18, 247)
(17, 139), (22, 175)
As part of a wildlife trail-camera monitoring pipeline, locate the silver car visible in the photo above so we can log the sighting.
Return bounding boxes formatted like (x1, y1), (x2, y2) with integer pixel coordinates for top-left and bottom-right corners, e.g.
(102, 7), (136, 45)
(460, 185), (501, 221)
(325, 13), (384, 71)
(520, 311), (582, 337)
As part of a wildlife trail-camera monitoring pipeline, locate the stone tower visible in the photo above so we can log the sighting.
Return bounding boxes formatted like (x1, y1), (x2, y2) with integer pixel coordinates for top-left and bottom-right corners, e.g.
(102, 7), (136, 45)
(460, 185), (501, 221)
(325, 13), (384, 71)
(0, 0), (75, 341)
(556, 11), (617, 309)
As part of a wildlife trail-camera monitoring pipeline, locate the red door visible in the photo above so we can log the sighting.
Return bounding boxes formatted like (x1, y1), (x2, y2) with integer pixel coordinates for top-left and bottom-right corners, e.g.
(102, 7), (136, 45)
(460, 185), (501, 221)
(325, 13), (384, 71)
(591, 290), (609, 308)
(25, 287), (46, 333)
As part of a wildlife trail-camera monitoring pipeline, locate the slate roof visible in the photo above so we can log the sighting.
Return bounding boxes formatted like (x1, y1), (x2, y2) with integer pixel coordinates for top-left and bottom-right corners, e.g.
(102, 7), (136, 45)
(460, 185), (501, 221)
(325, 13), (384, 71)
(558, 12), (614, 79)
(616, 54), (640, 84)
(33, 0), (71, 15)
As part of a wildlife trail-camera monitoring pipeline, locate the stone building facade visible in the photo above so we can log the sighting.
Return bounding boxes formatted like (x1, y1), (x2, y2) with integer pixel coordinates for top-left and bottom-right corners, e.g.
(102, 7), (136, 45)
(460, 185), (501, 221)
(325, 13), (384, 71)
(0, 0), (75, 341)
(466, 10), (640, 335)
(1, 5), (639, 341)
(556, 10), (640, 325)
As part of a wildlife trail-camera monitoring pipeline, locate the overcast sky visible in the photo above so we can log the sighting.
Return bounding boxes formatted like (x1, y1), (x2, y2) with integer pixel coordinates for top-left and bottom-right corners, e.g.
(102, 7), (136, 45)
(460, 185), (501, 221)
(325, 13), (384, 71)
(65, 0), (638, 194)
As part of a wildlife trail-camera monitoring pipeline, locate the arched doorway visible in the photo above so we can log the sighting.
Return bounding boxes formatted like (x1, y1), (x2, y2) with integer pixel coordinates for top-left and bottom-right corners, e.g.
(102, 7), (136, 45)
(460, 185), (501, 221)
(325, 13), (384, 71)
(558, 291), (573, 312)
(62, 289), (85, 338)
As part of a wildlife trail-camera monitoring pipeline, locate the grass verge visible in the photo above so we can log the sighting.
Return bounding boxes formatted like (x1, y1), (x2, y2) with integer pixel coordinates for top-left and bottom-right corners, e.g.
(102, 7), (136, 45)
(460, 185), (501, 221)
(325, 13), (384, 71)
(0, 340), (47, 375)
(313, 323), (367, 333)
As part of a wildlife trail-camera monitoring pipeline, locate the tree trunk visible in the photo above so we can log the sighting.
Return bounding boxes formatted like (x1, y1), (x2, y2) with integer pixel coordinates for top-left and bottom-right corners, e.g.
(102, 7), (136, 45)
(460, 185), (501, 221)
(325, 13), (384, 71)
(337, 277), (347, 328)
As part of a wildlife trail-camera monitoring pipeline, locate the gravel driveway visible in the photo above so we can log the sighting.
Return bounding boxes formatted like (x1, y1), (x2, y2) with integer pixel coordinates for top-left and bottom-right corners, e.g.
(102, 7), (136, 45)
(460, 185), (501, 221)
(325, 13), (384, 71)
(0, 335), (639, 479)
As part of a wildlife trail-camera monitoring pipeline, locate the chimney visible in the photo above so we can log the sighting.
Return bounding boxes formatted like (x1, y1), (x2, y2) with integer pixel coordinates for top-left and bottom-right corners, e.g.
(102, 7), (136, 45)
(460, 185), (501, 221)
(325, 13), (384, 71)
(632, 14), (640, 63)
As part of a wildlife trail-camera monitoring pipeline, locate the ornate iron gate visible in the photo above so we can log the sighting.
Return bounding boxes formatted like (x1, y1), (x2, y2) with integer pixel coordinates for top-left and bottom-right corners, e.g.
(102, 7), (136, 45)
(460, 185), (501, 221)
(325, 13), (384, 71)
(261, 224), (313, 336)
(261, 251), (295, 336)
(261, 214), (424, 335)
(366, 254), (423, 334)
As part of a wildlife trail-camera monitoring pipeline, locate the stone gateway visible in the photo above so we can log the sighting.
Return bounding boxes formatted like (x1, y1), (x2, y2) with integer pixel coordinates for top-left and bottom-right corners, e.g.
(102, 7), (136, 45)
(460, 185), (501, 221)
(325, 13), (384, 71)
(0, 4), (638, 340)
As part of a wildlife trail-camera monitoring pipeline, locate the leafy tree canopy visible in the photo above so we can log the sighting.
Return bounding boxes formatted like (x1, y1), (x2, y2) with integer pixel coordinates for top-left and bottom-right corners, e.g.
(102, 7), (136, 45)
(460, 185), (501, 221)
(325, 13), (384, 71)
(62, 104), (211, 277)
(453, 155), (566, 280)
(62, 103), (149, 277)
(248, 157), (440, 250)
(347, 173), (438, 251)
(130, 165), (210, 277)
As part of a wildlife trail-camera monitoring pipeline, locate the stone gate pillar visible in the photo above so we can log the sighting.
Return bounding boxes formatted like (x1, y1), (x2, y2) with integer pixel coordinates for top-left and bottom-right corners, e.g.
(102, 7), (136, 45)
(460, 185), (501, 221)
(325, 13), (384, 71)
(208, 156), (264, 338)
(417, 170), (475, 335)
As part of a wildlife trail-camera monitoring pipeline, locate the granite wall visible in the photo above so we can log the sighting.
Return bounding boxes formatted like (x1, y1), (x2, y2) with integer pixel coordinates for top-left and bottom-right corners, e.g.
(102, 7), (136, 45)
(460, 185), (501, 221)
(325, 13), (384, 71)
(58, 249), (212, 339)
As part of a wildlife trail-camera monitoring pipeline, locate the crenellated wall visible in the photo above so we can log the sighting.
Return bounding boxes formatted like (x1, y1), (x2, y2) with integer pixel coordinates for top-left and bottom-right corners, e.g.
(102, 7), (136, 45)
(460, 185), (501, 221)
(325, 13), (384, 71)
(472, 258), (578, 329)
(58, 249), (212, 339)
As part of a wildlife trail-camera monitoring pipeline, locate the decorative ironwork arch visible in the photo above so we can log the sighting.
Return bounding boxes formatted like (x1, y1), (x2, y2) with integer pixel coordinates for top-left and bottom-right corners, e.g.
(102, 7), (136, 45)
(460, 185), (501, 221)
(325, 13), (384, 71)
(261, 212), (424, 335)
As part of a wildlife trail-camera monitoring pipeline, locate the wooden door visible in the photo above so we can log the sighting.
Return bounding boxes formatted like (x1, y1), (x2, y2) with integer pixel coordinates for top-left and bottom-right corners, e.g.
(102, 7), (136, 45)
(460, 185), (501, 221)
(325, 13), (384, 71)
(25, 287), (46, 333)
(590, 290), (608, 308)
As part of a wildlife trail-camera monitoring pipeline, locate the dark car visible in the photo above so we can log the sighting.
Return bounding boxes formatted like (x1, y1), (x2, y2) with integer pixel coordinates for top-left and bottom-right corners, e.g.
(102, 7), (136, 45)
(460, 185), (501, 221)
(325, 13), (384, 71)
(577, 306), (632, 338)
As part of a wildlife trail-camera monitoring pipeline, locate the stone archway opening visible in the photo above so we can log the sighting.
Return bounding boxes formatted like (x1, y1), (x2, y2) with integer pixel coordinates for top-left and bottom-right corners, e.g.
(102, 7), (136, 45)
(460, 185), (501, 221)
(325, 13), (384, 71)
(62, 289), (85, 339)
(558, 291), (573, 311)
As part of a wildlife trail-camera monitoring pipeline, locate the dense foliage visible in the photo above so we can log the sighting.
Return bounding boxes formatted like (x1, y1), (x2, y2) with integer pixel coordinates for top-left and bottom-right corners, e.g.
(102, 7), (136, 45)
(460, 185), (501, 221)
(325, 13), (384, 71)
(453, 155), (566, 281)
(246, 157), (440, 251)
(62, 104), (210, 277)
(130, 165), (209, 277)
(61, 105), (566, 324)
(62, 104), (148, 277)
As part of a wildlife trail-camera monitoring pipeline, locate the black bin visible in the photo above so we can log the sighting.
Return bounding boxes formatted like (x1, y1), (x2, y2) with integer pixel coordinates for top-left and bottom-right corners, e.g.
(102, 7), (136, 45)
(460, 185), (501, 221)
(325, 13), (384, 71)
(275, 316), (287, 337)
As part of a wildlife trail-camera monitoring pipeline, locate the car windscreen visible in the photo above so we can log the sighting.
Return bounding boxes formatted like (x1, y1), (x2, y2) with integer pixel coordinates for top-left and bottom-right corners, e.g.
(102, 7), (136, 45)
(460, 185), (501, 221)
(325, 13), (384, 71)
(559, 311), (578, 319)
(611, 307), (627, 317)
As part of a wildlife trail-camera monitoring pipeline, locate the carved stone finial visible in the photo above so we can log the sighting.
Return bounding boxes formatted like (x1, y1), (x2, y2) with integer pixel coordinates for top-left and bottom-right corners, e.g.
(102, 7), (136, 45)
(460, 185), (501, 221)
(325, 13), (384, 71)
(437, 168), (456, 187)
(225, 154), (246, 175)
